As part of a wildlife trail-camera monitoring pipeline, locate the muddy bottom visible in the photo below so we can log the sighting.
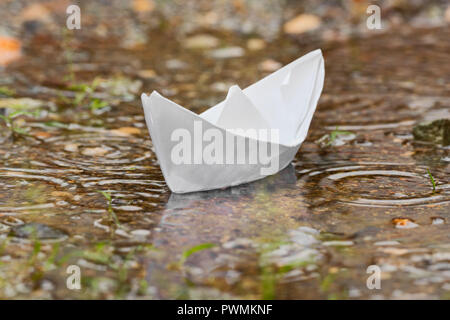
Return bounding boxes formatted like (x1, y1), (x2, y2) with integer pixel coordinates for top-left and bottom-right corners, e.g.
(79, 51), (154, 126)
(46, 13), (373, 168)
(0, 21), (449, 299)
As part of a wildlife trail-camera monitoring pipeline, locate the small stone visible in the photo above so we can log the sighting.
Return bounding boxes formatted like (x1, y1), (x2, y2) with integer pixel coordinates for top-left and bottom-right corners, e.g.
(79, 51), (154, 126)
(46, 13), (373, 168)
(20, 3), (51, 23)
(115, 229), (131, 238)
(82, 147), (108, 157)
(130, 229), (151, 237)
(431, 217), (445, 225)
(137, 69), (157, 79)
(374, 240), (400, 246)
(323, 240), (354, 246)
(259, 59), (282, 72)
(247, 38), (266, 51)
(40, 280), (55, 291)
(380, 263), (398, 272)
(184, 34), (219, 49)
(297, 226), (320, 234)
(64, 143), (79, 152)
(32, 131), (52, 140)
(379, 247), (409, 255)
(223, 238), (254, 249)
(0, 37), (21, 66)
(115, 205), (141, 211)
(166, 59), (188, 70)
(348, 287), (361, 298)
(1, 217), (24, 226)
(110, 127), (141, 136)
(392, 218), (418, 229)
(132, 0), (154, 13)
(10, 223), (67, 240)
(275, 248), (321, 266)
(209, 47), (245, 59)
(0, 98), (44, 110)
(283, 14), (321, 35)
(51, 191), (73, 199)
(210, 82), (233, 92)
(289, 227), (319, 246)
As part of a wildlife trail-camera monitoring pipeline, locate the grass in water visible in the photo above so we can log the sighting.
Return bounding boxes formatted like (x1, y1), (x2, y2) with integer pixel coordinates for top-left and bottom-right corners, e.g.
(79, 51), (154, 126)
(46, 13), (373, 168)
(0, 110), (39, 139)
(97, 191), (121, 228)
(427, 168), (436, 192)
(316, 126), (354, 147)
(328, 127), (353, 145)
(179, 243), (216, 266)
(0, 86), (15, 96)
(67, 78), (109, 113)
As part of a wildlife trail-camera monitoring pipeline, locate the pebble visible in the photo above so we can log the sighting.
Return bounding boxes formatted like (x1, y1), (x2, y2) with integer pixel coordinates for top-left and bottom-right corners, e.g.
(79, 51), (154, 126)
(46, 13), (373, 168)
(210, 82), (233, 92)
(275, 247), (321, 266)
(110, 127), (141, 136)
(132, 0), (155, 13)
(0, 37), (21, 66)
(379, 247), (409, 255)
(283, 14), (321, 34)
(1, 217), (24, 226)
(209, 47), (245, 59)
(130, 229), (151, 237)
(374, 240), (400, 246)
(223, 238), (254, 249)
(81, 147), (108, 157)
(246, 38), (266, 51)
(0, 97), (45, 110)
(289, 228), (319, 246)
(64, 143), (79, 153)
(323, 240), (354, 246)
(115, 205), (142, 211)
(115, 229), (131, 238)
(9, 222), (67, 240)
(392, 218), (418, 229)
(165, 59), (188, 70)
(184, 34), (219, 49)
(137, 69), (157, 79)
(431, 217), (445, 225)
(259, 59), (282, 72)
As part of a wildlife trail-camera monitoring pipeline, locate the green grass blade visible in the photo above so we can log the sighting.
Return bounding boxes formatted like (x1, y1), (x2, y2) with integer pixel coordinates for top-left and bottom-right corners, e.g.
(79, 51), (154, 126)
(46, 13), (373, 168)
(179, 243), (216, 265)
(427, 168), (436, 192)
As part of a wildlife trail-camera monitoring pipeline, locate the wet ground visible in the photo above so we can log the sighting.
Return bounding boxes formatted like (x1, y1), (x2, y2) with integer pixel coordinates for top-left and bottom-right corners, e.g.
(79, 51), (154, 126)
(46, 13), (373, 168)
(0, 1), (449, 299)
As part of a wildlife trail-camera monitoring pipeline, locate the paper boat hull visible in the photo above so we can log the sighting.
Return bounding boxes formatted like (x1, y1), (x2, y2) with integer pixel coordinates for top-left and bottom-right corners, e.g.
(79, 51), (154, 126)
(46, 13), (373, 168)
(141, 49), (324, 193)
(141, 92), (301, 193)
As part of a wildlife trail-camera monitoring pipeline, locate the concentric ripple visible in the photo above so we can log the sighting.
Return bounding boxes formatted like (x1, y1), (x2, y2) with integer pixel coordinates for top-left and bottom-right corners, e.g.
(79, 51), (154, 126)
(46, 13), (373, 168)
(44, 133), (156, 171)
(299, 162), (449, 207)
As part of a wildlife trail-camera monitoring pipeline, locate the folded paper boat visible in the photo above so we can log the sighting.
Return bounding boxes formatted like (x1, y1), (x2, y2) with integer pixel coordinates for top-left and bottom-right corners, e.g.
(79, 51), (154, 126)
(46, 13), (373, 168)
(141, 49), (325, 193)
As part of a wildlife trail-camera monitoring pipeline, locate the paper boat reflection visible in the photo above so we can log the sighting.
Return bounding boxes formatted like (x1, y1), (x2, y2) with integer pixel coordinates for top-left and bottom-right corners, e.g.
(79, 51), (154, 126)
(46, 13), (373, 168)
(141, 49), (325, 193)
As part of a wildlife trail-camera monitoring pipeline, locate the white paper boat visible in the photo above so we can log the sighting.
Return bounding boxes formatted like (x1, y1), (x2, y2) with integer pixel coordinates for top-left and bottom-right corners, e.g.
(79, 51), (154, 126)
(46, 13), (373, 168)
(141, 49), (325, 193)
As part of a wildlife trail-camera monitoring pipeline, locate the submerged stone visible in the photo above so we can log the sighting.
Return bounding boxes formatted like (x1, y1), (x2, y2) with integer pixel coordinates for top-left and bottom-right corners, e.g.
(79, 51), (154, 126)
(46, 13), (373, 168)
(412, 119), (450, 146)
(9, 222), (68, 240)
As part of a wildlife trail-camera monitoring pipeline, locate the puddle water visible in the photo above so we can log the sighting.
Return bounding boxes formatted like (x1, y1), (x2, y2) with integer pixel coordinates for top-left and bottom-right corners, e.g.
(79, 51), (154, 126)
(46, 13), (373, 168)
(0, 2), (449, 300)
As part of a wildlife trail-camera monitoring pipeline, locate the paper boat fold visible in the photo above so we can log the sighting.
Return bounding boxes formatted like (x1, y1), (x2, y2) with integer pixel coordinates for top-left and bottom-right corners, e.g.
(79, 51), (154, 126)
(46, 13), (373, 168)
(141, 49), (325, 193)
